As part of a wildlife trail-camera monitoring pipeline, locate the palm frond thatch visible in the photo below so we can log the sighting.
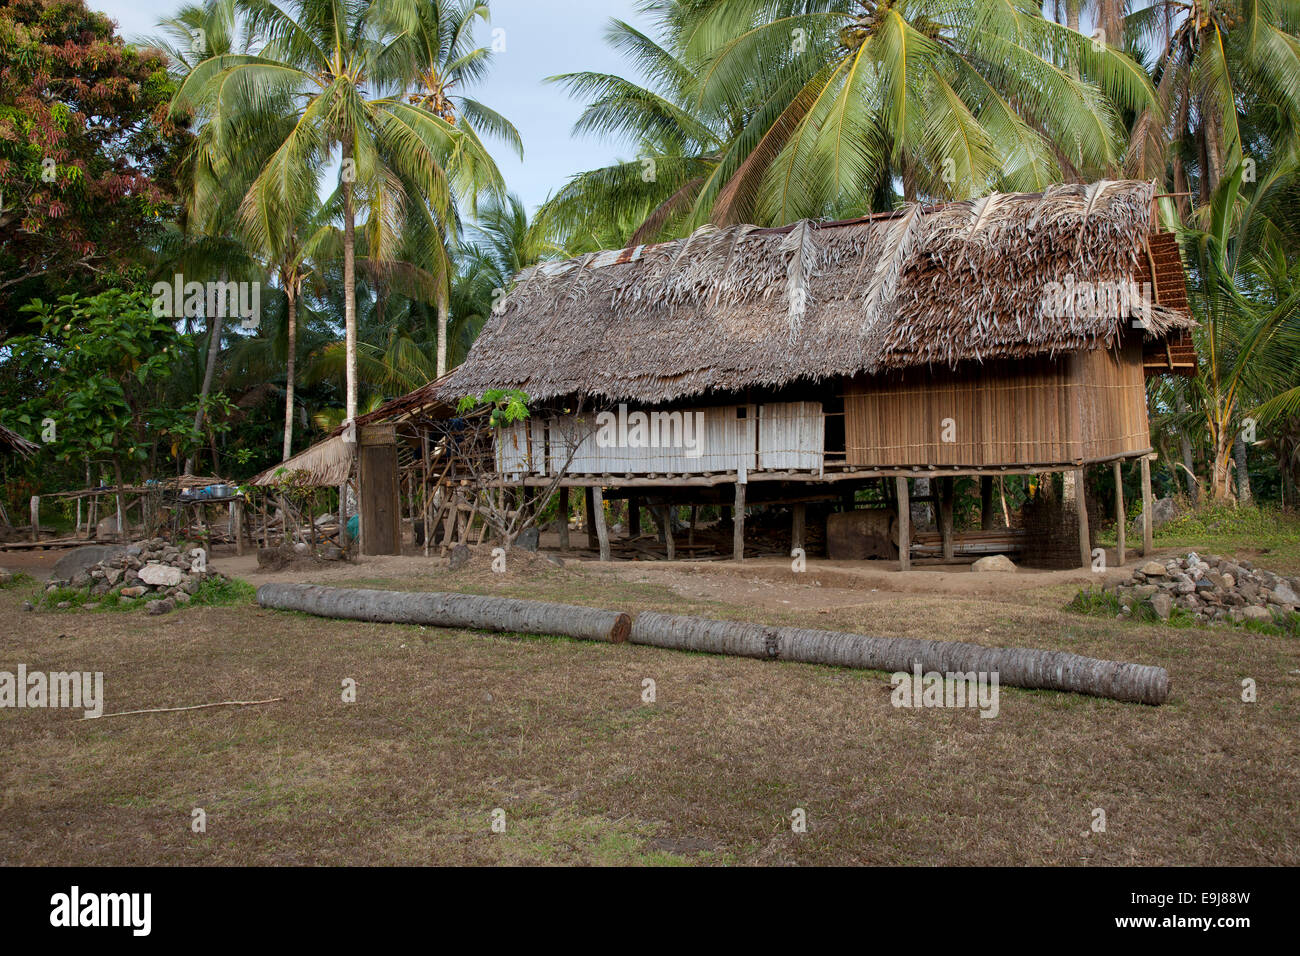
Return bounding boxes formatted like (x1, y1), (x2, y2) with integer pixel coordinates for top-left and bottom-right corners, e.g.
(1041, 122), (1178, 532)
(441, 181), (1194, 405)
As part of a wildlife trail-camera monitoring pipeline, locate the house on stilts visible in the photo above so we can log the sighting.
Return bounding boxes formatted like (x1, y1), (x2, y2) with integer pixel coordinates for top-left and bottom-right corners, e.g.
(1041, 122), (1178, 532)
(421, 180), (1196, 568)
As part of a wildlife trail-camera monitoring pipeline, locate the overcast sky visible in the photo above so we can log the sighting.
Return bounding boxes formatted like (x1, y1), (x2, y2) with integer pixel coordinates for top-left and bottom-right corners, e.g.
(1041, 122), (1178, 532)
(90, 0), (651, 214)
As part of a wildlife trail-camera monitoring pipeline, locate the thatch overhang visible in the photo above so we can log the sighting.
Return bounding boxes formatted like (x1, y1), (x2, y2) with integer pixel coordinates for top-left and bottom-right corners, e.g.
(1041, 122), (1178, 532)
(0, 423), (38, 458)
(249, 374), (458, 488)
(439, 180), (1195, 406)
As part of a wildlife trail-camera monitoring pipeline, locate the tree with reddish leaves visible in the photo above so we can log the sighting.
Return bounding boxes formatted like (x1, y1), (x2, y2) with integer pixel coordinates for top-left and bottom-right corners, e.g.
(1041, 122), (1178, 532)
(0, 0), (187, 333)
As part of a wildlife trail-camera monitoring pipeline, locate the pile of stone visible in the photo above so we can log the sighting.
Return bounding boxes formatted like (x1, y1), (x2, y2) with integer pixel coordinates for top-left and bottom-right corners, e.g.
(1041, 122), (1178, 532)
(44, 538), (226, 615)
(1105, 552), (1300, 624)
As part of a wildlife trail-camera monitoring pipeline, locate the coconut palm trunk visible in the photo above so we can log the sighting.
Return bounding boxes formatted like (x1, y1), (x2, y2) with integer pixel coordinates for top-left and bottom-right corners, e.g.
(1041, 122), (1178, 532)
(186, 308), (224, 475)
(1234, 431), (1253, 505)
(282, 287), (297, 461)
(342, 143), (358, 423)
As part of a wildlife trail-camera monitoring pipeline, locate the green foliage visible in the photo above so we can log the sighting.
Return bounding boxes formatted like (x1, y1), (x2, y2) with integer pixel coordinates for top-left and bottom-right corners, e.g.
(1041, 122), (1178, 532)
(457, 389), (530, 427)
(3, 289), (205, 471)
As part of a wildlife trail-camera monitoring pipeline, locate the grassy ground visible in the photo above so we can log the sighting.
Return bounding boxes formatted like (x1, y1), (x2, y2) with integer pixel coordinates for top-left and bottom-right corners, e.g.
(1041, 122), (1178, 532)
(2, 541), (1298, 866)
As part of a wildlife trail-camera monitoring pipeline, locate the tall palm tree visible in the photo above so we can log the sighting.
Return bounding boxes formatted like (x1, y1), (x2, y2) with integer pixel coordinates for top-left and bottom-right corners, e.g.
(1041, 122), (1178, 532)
(1181, 156), (1300, 500)
(1125, 0), (1300, 206)
(173, 0), (506, 424)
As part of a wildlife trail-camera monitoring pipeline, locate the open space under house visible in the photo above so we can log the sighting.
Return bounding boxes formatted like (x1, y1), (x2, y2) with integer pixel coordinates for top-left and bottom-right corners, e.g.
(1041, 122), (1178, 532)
(260, 179), (1196, 569)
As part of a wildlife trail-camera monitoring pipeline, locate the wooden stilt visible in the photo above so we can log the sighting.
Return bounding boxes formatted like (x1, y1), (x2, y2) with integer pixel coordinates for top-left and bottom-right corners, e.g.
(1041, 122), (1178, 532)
(234, 499), (245, 556)
(338, 481), (349, 550)
(585, 486), (598, 551)
(1113, 460), (1125, 567)
(895, 477), (911, 571)
(558, 487), (570, 551)
(664, 506), (675, 560)
(29, 496), (39, 542)
(733, 478), (746, 561)
(628, 495), (641, 537)
(939, 477), (955, 561)
(1141, 455), (1154, 556)
(591, 486), (610, 562)
(791, 502), (806, 553)
(688, 505), (697, 548)
(1075, 466), (1091, 569)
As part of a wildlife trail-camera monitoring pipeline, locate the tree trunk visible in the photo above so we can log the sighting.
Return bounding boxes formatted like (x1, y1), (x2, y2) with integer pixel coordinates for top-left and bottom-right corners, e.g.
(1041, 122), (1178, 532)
(282, 288), (297, 462)
(342, 141), (358, 423)
(256, 584), (632, 643)
(980, 476), (994, 530)
(436, 291), (449, 379)
(1234, 430), (1253, 505)
(629, 613), (1169, 705)
(186, 308), (224, 475)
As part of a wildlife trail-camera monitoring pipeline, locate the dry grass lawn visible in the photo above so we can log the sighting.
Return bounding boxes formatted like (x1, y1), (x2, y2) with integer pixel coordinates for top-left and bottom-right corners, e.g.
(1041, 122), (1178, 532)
(1, 550), (1297, 866)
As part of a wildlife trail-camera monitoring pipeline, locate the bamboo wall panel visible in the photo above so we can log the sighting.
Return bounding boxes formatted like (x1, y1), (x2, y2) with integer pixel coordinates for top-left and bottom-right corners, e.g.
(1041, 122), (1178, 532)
(844, 351), (1147, 468)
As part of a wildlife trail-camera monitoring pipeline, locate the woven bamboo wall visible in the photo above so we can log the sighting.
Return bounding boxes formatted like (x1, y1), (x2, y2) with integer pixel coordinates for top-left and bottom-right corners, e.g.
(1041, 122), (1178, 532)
(843, 347), (1149, 468)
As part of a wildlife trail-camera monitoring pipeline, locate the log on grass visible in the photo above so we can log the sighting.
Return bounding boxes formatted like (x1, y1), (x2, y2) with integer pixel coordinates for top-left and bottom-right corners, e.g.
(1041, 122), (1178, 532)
(629, 612), (1169, 705)
(256, 583), (631, 643)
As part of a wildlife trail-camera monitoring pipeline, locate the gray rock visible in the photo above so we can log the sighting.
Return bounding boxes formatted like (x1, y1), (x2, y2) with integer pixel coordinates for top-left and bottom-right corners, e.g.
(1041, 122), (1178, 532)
(448, 544), (471, 570)
(52, 545), (125, 582)
(972, 554), (1017, 572)
(1272, 580), (1299, 605)
(1148, 592), (1173, 621)
(515, 527), (540, 552)
(145, 598), (175, 616)
(1141, 561), (1167, 577)
(1242, 605), (1271, 622)
(138, 563), (182, 587)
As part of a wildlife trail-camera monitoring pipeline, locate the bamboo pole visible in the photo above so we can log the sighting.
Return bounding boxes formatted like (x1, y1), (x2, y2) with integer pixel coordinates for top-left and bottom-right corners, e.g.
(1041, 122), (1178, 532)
(29, 496), (39, 541)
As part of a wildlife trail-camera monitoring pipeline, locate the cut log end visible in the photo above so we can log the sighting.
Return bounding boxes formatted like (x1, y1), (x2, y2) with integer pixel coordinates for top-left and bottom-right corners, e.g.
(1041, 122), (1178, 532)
(608, 612), (632, 644)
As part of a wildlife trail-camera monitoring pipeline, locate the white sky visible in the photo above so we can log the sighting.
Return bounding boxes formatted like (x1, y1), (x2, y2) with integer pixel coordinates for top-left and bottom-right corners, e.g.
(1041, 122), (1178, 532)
(90, 0), (651, 214)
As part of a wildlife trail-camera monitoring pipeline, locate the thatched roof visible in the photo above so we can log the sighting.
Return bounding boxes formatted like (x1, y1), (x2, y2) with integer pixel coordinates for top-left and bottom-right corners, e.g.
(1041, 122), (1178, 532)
(0, 423), (38, 458)
(440, 180), (1195, 405)
(250, 435), (352, 487)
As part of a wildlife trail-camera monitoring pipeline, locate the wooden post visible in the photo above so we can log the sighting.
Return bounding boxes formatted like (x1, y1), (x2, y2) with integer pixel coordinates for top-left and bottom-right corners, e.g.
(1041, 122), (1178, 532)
(234, 499), (245, 556)
(895, 477), (911, 571)
(664, 506), (675, 560)
(29, 495), (39, 542)
(1140, 455), (1154, 556)
(1113, 460), (1125, 567)
(558, 487), (570, 551)
(733, 478), (746, 561)
(591, 486), (610, 562)
(939, 477), (955, 561)
(584, 486), (598, 551)
(688, 505), (697, 548)
(791, 502), (806, 553)
(1074, 466), (1091, 569)
(628, 495), (641, 538)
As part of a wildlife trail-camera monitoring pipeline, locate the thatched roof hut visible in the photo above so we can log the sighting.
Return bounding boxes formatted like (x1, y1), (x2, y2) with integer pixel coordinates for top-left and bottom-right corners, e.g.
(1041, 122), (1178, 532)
(440, 180), (1193, 404)
(0, 423), (38, 459)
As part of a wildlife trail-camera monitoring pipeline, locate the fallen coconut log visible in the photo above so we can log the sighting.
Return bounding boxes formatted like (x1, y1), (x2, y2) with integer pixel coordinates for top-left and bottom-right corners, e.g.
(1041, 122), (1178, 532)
(256, 583), (631, 643)
(629, 613), (1169, 705)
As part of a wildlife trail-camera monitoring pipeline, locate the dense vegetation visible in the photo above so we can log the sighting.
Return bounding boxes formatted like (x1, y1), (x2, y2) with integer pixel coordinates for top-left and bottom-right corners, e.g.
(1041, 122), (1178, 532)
(2, 0), (1299, 524)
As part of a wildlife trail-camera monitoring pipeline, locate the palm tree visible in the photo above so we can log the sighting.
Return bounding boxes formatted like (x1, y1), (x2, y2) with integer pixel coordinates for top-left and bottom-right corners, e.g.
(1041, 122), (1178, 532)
(173, 0), (507, 424)
(1124, 0), (1300, 209)
(1181, 156), (1300, 500)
